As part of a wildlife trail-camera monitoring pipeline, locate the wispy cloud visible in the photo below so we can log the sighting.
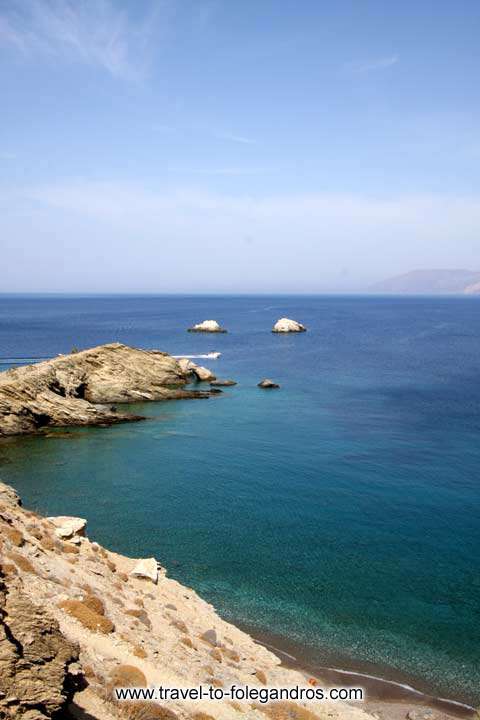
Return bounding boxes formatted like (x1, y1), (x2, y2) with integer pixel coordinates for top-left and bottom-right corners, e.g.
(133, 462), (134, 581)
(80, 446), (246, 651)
(0, 0), (161, 81)
(152, 124), (258, 146)
(347, 54), (399, 73)
(170, 167), (267, 176)
(214, 131), (256, 145)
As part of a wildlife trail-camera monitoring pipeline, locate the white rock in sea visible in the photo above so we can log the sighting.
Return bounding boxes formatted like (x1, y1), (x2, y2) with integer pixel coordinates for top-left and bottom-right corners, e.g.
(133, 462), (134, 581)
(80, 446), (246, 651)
(188, 320), (227, 333)
(130, 557), (159, 584)
(47, 515), (87, 539)
(191, 365), (216, 382)
(272, 317), (307, 333)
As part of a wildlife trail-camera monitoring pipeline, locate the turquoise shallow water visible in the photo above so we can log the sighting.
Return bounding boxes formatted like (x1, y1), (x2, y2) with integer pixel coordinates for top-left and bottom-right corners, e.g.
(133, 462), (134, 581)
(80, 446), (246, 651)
(0, 295), (479, 704)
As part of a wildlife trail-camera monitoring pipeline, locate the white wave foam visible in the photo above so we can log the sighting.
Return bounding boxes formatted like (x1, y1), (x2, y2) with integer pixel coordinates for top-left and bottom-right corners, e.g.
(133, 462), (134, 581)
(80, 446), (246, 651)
(322, 667), (475, 711)
(173, 352), (221, 359)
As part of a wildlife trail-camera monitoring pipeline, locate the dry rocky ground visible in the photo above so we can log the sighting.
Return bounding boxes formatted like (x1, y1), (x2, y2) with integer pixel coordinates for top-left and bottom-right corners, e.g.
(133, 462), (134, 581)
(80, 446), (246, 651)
(0, 481), (375, 720)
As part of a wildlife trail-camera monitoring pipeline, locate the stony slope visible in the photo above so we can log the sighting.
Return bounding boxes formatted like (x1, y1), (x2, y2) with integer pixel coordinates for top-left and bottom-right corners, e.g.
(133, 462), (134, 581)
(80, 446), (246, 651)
(0, 343), (212, 437)
(0, 481), (374, 720)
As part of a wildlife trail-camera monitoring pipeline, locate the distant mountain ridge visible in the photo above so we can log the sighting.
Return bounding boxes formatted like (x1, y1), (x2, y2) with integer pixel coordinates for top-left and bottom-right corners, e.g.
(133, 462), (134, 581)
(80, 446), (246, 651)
(371, 269), (480, 294)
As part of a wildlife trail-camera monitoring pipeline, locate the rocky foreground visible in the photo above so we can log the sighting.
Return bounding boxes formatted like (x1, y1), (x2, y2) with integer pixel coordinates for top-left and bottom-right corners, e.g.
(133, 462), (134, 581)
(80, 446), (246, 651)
(0, 344), (214, 437)
(0, 482), (374, 720)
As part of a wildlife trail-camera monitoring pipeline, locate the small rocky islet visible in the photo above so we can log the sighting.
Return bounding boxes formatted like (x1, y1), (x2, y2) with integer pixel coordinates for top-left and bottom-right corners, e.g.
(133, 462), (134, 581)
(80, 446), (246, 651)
(271, 318), (307, 333)
(187, 320), (228, 333)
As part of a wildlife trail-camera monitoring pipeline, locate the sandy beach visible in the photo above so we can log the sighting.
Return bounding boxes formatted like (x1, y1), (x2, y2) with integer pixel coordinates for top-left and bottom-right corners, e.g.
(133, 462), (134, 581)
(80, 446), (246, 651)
(245, 626), (476, 720)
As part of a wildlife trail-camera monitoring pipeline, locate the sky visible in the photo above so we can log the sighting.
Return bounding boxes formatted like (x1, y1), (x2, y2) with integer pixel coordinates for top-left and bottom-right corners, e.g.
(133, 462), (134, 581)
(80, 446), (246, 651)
(1, 0), (480, 293)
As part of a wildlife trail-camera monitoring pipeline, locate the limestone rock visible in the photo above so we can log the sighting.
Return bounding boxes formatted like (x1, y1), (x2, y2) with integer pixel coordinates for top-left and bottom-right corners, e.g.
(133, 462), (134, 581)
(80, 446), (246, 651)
(0, 343), (213, 437)
(177, 358), (196, 374)
(258, 379), (280, 389)
(406, 711), (436, 720)
(210, 379), (237, 387)
(0, 483), (21, 507)
(191, 365), (216, 382)
(47, 516), (87, 539)
(130, 558), (159, 584)
(272, 318), (307, 333)
(188, 320), (227, 333)
(0, 572), (78, 718)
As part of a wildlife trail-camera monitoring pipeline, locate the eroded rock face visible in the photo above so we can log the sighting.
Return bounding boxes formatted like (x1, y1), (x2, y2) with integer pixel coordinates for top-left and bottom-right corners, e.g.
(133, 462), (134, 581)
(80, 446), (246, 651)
(0, 343), (213, 437)
(187, 320), (227, 333)
(0, 572), (79, 718)
(272, 318), (307, 333)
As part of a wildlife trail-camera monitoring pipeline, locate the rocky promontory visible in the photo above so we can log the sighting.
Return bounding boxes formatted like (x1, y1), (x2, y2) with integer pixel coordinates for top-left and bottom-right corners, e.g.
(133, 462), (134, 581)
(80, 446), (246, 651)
(0, 343), (214, 437)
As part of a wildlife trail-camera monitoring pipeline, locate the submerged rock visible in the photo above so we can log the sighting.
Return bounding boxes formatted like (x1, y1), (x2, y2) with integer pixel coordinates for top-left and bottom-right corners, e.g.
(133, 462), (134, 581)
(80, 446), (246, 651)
(210, 379), (237, 387)
(188, 320), (227, 333)
(258, 379), (280, 389)
(272, 318), (307, 333)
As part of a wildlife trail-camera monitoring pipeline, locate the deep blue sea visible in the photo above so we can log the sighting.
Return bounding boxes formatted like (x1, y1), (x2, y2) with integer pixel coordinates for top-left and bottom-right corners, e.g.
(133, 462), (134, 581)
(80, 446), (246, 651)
(0, 295), (479, 705)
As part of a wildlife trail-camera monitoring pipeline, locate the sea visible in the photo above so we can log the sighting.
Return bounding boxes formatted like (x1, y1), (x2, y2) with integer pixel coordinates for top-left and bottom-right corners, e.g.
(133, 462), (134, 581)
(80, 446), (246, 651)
(0, 294), (479, 707)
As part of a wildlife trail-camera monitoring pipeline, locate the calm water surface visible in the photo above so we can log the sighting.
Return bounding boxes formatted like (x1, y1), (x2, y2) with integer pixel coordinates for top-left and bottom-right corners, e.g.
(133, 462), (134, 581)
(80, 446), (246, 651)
(0, 295), (479, 704)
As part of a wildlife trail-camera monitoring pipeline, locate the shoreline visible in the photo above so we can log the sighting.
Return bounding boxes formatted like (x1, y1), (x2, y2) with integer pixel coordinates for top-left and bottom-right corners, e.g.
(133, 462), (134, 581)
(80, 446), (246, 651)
(238, 623), (476, 719)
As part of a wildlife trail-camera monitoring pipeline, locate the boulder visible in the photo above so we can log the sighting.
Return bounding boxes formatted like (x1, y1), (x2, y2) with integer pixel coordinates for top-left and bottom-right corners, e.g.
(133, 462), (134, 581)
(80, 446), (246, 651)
(188, 320), (227, 333)
(177, 358), (196, 374)
(130, 558), (159, 584)
(47, 516), (87, 539)
(272, 318), (306, 333)
(191, 365), (216, 382)
(201, 628), (219, 646)
(210, 379), (237, 387)
(258, 379), (280, 389)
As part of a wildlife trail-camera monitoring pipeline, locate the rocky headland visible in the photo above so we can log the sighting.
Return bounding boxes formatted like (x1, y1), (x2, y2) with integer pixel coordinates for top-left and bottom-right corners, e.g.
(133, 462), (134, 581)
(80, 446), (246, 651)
(0, 343), (215, 437)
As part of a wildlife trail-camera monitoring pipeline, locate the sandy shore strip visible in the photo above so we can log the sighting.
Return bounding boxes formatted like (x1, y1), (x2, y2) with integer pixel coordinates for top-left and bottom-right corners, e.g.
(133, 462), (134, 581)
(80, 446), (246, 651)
(239, 624), (477, 720)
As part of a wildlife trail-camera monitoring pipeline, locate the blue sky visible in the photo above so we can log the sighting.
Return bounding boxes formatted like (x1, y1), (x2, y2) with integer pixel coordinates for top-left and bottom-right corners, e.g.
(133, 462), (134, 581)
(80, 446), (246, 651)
(1, 0), (480, 292)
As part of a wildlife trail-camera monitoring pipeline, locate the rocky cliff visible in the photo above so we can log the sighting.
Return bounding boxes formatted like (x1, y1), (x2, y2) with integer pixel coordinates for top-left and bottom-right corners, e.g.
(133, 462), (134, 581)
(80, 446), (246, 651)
(0, 343), (212, 437)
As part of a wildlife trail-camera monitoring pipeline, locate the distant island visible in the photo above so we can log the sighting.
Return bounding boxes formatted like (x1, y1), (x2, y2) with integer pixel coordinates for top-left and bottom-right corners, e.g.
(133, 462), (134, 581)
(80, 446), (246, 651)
(370, 269), (480, 295)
